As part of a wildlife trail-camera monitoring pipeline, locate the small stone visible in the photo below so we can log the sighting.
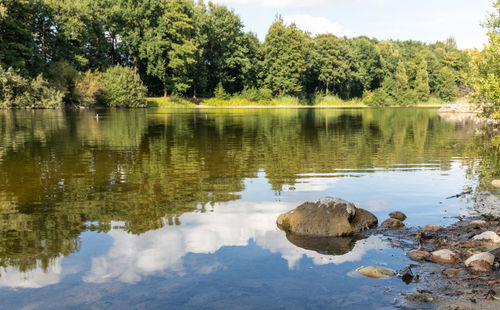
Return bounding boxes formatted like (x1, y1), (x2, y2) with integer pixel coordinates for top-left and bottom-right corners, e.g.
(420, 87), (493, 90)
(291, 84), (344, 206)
(431, 249), (458, 264)
(389, 211), (407, 221)
(472, 231), (500, 243)
(423, 224), (444, 232)
(492, 180), (500, 188)
(469, 220), (488, 227)
(441, 268), (460, 277)
(381, 218), (404, 228)
(468, 260), (493, 272)
(356, 266), (395, 278)
(464, 252), (495, 267)
(406, 249), (431, 261)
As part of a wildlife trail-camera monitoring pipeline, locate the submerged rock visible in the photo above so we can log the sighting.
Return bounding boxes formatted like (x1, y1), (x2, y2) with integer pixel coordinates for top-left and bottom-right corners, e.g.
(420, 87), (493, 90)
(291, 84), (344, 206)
(474, 192), (500, 219)
(431, 249), (458, 264)
(389, 211), (407, 221)
(381, 218), (405, 228)
(464, 252), (495, 267)
(276, 197), (378, 237)
(423, 224), (444, 232)
(406, 249), (431, 261)
(441, 268), (460, 277)
(472, 231), (500, 243)
(356, 266), (395, 278)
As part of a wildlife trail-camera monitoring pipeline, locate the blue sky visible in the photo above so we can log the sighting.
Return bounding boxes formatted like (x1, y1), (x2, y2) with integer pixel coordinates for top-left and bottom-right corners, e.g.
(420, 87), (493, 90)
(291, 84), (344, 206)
(211, 0), (494, 49)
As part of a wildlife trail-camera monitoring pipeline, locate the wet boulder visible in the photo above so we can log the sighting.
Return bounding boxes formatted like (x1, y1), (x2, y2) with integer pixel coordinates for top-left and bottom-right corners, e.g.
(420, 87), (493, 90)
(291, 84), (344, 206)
(465, 252), (495, 268)
(474, 192), (500, 219)
(381, 218), (404, 228)
(423, 224), (444, 232)
(492, 180), (500, 188)
(472, 231), (500, 243)
(389, 211), (407, 221)
(276, 197), (378, 237)
(406, 249), (431, 261)
(431, 249), (458, 264)
(356, 266), (395, 278)
(469, 220), (488, 228)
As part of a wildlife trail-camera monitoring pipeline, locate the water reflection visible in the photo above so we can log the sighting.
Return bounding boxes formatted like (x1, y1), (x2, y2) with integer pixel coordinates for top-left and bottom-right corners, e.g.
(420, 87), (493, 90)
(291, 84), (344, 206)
(0, 108), (479, 282)
(83, 201), (387, 285)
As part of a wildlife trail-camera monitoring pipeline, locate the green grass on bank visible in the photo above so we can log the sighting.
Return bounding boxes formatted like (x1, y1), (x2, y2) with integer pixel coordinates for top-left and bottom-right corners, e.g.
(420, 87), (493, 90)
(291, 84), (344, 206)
(147, 96), (196, 107)
(147, 94), (450, 108)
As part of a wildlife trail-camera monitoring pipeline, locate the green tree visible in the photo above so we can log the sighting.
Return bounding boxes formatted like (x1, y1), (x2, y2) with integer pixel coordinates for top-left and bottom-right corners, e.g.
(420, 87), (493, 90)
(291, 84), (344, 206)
(143, 0), (197, 96)
(470, 0), (500, 118)
(0, 0), (33, 75)
(435, 67), (458, 101)
(101, 65), (147, 107)
(414, 58), (430, 101)
(394, 60), (409, 104)
(315, 34), (352, 96)
(351, 37), (383, 94)
(263, 17), (306, 95)
(193, 2), (253, 95)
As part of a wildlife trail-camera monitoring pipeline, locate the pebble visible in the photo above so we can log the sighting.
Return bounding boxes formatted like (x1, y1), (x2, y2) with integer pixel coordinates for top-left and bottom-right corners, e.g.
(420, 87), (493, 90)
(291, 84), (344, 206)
(492, 179), (500, 188)
(423, 224), (444, 232)
(389, 211), (407, 221)
(431, 249), (458, 264)
(469, 220), (488, 227)
(471, 231), (500, 243)
(464, 252), (495, 267)
(356, 266), (395, 278)
(441, 268), (460, 277)
(381, 218), (405, 228)
(406, 249), (430, 261)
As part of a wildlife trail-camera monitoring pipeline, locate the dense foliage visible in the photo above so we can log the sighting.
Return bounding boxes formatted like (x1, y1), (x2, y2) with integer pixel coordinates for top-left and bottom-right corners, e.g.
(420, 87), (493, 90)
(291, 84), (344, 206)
(0, 0), (491, 107)
(469, 0), (500, 119)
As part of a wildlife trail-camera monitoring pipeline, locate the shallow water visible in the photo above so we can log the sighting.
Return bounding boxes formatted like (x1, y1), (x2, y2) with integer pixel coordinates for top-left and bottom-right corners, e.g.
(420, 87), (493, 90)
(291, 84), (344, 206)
(0, 108), (480, 309)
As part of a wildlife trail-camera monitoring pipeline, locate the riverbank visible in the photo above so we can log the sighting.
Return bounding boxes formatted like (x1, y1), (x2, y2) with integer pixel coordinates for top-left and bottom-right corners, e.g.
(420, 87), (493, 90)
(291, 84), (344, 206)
(146, 95), (447, 108)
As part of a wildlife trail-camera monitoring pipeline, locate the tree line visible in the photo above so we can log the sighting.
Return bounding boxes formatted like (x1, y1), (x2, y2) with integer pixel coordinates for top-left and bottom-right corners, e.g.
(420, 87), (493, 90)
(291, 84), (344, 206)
(0, 0), (497, 111)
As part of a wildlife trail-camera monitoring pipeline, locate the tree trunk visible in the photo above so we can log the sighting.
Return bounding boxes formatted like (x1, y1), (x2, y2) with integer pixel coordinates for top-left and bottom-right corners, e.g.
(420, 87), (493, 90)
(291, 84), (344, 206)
(326, 84), (329, 96)
(42, 18), (47, 63)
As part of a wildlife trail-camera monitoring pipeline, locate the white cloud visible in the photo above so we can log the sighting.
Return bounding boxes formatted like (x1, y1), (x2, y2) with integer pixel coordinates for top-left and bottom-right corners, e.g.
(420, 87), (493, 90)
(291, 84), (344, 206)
(283, 14), (350, 37)
(83, 199), (387, 283)
(211, 0), (332, 9)
(0, 256), (63, 288)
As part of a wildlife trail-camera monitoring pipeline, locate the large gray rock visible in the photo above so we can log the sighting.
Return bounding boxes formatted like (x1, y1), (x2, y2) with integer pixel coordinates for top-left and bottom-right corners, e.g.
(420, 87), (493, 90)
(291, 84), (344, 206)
(276, 197), (378, 237)
(474, 192), (500, 219)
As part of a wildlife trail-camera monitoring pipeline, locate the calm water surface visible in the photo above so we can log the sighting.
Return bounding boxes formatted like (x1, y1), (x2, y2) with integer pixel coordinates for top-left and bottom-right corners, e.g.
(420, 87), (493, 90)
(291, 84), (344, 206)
(0, 108), (480, 309)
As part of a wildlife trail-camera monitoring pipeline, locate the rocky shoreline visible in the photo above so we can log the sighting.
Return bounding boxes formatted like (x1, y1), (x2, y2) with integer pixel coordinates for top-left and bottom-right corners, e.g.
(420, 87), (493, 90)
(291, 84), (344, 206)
(277, 192), (500, 309)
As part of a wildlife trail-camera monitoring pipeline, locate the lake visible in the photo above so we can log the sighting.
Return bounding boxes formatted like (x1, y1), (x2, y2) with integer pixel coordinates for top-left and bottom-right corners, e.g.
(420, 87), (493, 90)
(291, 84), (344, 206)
(0, 108), (480, 309)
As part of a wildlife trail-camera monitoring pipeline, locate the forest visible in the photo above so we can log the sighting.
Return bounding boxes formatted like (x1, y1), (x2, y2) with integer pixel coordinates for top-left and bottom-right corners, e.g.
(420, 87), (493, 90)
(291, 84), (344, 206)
(0, 0), (498, 116)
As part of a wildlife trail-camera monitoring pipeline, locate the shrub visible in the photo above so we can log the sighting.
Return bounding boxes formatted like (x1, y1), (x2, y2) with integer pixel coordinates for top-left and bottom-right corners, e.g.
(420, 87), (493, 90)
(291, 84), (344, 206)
(74, 70), (103, 107)
(101, 65), (147, 107)
(0, 66), (63, 108)
(239, 87), (273, 102)
(363, 89), (393, 106)
(29, 74), (64, 108)
(214, 81), (230, 100)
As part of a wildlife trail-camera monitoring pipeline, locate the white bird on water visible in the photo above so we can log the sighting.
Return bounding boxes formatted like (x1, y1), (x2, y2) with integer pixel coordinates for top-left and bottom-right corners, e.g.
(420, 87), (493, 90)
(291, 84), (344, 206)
(95, 114), (99, 121)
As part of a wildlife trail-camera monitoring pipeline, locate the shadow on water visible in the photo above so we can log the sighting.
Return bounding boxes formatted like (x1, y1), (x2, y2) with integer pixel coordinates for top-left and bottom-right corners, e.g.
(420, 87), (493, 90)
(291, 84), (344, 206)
(285, 232), (365, 256)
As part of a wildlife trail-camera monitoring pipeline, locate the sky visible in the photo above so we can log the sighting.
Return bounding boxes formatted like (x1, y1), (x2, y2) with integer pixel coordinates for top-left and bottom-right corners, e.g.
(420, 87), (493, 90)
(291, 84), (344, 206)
(210, 0), (494, 49)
